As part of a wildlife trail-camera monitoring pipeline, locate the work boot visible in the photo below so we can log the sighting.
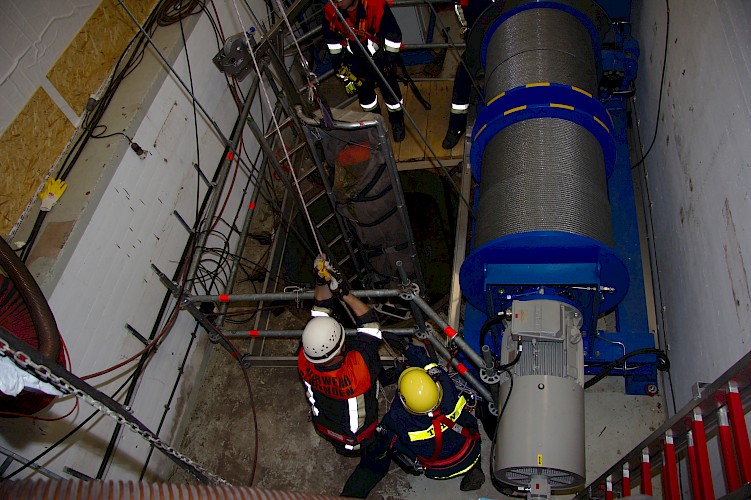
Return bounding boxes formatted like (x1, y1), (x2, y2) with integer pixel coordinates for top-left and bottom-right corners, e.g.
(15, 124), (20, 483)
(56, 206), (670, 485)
(391, 122), (405, 142)
(442, 112), (468, 149)
(459, 463), (485, 491)
(442, 128), (464, 149)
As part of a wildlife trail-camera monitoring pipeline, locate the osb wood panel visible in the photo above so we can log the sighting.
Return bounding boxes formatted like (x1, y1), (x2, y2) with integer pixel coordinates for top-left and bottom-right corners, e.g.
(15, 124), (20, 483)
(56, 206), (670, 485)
(398, 81), (429, 161)
(47, 0), (159, 116)
(425, 80), (460, 158)
(0, 87), (74, 237)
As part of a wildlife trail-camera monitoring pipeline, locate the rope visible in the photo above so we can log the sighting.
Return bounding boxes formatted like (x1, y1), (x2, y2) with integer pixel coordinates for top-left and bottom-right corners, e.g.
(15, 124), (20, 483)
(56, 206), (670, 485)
(270, 0), (320, 89)
(230, 0), (324, 257)
(324, 0), (475, 220)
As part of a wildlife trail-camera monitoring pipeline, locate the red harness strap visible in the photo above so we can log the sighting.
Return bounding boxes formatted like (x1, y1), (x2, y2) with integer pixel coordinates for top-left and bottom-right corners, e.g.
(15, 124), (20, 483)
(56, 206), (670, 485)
(314, 419), (378, 446)
(425, 411), (478, 462)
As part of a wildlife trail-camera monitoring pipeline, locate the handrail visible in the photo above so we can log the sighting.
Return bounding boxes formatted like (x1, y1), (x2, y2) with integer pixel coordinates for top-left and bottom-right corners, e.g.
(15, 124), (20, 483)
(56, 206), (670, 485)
(578, 348), (751, 497)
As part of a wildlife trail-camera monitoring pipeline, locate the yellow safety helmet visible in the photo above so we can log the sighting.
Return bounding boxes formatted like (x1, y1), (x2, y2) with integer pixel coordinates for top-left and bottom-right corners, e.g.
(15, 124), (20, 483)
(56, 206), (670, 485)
(398, 367), (443, 415)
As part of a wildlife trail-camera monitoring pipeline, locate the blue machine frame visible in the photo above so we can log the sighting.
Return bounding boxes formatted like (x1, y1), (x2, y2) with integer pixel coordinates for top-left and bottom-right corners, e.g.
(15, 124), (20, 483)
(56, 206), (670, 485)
(459, 0), (657, 395)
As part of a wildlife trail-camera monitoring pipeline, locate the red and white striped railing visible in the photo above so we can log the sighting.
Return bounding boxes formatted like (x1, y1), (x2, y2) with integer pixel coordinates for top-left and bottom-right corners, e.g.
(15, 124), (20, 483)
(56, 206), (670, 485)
(577, 349), (751, 499)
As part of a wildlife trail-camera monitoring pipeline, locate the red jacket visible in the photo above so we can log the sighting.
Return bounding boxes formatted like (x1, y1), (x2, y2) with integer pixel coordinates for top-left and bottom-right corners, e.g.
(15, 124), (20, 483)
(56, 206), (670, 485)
(298, 308), (383, 453)
(323, 0), (402, 61)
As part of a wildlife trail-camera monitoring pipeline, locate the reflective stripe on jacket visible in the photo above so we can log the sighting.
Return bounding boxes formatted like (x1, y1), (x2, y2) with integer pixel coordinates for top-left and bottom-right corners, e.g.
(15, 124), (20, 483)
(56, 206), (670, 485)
(298, 308), (382, 452)
(322, 0), (402, 58)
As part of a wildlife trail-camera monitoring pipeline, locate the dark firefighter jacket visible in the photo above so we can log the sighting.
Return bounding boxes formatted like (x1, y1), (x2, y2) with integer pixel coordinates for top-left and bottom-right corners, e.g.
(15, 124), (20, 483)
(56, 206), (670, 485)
(382, 345), (481, 479)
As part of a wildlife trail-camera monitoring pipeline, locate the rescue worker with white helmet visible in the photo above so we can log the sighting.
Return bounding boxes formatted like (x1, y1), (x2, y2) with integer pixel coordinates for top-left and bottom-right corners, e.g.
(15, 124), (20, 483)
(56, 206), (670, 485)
(381, 343), (486, 491)
(297, 254), (395, 498)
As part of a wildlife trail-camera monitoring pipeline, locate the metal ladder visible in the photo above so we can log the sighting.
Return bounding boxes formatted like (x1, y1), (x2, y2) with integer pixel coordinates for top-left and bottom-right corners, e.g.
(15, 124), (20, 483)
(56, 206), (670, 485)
(577, 349), (751, 499)
(0, 445), (62, 481)
(296, 106), (426, 294)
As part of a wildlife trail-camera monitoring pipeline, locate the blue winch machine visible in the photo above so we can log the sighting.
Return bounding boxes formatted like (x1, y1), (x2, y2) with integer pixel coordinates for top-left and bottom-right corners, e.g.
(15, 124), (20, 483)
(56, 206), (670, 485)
(458, 0), (654, 491)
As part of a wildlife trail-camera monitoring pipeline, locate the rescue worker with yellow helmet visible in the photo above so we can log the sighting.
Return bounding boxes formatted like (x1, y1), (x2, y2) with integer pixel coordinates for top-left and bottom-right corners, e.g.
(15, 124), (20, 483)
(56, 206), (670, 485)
(297, 254), (396, 498)
(381, 343), (486, 491)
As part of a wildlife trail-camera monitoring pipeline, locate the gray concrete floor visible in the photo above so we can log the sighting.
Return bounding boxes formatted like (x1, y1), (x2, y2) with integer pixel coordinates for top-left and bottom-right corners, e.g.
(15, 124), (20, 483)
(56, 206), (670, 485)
(172, 334), (666, 498)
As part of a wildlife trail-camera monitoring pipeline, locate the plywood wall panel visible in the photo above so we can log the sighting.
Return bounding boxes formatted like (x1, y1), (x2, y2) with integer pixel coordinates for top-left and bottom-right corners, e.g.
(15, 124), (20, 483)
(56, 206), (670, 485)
(0, 87), (73, 236)
(47, 0), (158, 116)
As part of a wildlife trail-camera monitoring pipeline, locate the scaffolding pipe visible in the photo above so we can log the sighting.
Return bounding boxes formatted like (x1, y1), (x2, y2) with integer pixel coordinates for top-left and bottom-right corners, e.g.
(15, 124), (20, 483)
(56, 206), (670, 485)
(403, 43), (465, 50)
(394, 261), (495, 403)
(222, 327), (415, 338)
(286, 27), (463, 52)
(215, 83), (274, 327)
(188, 289), (403, 303)
(409, 292), (486, 370)
(184, 76), (260, 288)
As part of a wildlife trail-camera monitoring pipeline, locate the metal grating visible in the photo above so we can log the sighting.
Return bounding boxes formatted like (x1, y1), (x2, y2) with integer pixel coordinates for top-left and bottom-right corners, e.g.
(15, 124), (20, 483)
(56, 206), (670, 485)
(514, 339), (565, 378)
(497, 466), (580, 488)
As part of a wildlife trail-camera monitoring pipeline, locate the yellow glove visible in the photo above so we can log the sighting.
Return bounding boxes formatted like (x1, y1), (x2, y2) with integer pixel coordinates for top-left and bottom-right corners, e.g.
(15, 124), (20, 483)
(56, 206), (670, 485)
(337, 65), (361, 96)
(38, 178), (67, 212)
(314, 254), (333, 285)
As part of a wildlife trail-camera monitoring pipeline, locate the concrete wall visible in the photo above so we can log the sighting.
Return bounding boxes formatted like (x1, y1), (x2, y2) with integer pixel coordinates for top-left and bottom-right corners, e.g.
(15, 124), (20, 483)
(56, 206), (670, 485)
(0, 0), (269, 481)
(632, 1), (751, 406)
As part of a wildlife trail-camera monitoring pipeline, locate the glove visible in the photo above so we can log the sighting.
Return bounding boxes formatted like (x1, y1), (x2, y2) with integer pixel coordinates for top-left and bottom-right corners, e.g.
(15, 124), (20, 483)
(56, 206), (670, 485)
(337, 65), (360, 96)
(383, 331), (410, 352)
(38, 178), (67, 212)
(314, 254), (349, 295)
(329, 273), (350, 296)
(313, 254), (333, 286)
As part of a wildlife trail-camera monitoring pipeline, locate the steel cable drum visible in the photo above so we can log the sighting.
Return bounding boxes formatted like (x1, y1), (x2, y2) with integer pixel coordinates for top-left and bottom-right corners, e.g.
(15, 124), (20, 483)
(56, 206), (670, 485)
(479, 7), (610, 247)
(476, 117), (613, 248)
(484, 8), (598, 98)
(461, 1), (628, 315)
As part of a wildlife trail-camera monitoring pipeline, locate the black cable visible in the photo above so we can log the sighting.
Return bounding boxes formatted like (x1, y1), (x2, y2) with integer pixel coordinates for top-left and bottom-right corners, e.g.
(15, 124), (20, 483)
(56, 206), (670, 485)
(499, 349), (521, 371)
(478, 314), (505, 356)
(629, 50), (677, 415)
(1, 367), (138, 481)
(630, 0), (670, 170)
(18, 211), (47, 263)
(174, 3), (203, 231)
(89, 127), (133, 142)
(584, 348), (670, 390)
(139, 321), (201, 479)
(156, 0), (203, 26)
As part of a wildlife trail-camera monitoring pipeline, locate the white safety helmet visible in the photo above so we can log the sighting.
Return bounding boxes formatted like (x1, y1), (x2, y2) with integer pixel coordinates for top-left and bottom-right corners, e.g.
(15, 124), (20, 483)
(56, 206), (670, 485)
(302, 316), (345, 364)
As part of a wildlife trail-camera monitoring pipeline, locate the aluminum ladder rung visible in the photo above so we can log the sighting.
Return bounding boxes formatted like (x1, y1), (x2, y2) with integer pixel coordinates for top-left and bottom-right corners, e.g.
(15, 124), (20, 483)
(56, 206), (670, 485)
(264, 116), (293, 139)
(304, 189), (326, 208)
(316, 212), (336, 229)
(327, 234), (343, 247)
(298, 164), (319, 181)
(276, 142), (307, 172)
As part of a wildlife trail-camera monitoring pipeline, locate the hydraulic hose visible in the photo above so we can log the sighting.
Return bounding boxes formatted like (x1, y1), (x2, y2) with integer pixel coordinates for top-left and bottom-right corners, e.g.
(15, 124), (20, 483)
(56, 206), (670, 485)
(584, 348), (670, 389)
(0, 237), (60, 364)
(479, 314), (505, 355)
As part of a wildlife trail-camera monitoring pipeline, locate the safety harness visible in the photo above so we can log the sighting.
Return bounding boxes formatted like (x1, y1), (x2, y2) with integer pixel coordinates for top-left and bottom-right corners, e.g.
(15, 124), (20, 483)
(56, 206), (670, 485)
(404, 363), (481, 467)
(412, 395), (480, 466)
(314, 419), (378, 449)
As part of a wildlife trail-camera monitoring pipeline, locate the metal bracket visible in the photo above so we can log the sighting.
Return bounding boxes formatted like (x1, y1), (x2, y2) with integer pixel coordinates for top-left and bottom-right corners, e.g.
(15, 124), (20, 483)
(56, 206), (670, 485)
(399, 282), (419, 301)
